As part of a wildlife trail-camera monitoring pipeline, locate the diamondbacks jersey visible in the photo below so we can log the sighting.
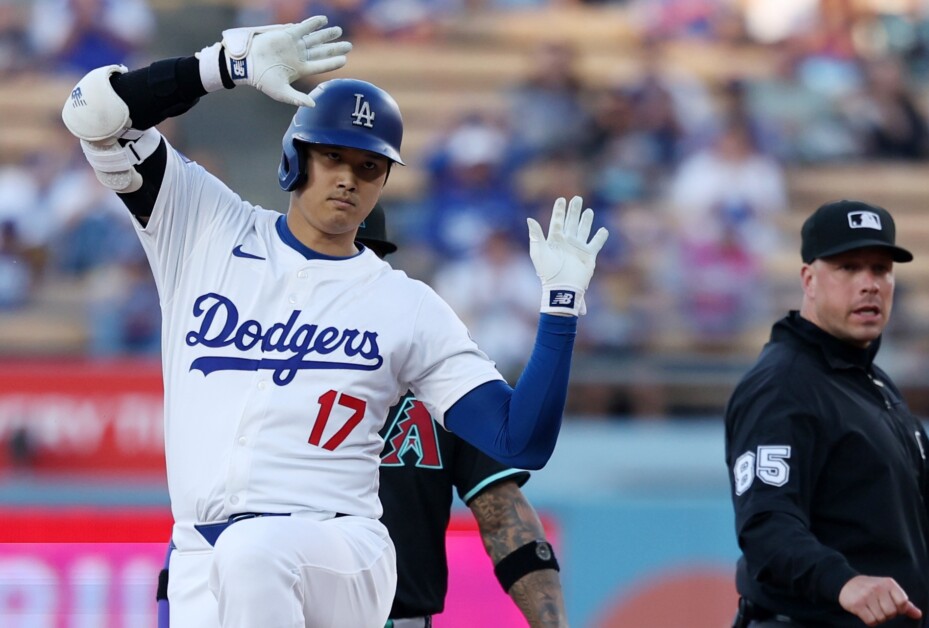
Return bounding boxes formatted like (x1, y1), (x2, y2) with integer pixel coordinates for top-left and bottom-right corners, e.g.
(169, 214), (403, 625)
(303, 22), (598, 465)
(133, 142), (505, 534)
(378, 393), (529, 618)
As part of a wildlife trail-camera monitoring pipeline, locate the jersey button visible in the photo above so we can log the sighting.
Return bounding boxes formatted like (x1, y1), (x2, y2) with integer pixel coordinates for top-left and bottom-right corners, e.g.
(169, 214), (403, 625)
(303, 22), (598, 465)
(229, 495), (239, 505)
(238, 437), (247, 446)
(288, 294), (297, 304)
(297, 271), (307, 279)
(258, 381), (267, 390)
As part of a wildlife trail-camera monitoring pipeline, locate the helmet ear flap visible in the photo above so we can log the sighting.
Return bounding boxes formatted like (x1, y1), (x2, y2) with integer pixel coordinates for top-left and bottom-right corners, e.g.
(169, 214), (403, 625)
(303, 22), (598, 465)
(279, 138), (308, 192)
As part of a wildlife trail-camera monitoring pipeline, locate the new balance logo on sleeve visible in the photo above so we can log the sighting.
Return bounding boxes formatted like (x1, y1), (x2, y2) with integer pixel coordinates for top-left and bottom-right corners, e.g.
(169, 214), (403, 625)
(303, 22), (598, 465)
(549, 291), (576, 308)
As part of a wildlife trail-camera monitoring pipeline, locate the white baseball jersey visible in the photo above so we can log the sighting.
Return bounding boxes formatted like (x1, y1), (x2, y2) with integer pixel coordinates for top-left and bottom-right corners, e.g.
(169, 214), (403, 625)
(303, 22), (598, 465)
(133, 141), (504, 535)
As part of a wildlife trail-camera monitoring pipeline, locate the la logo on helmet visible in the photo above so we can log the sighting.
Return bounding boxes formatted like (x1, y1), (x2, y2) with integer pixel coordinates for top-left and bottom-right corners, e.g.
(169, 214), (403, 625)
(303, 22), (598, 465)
(351, 94), (375, 128)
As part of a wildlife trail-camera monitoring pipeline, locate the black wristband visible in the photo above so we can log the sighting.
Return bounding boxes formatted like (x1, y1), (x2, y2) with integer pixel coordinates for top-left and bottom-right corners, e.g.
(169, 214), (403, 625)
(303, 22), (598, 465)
(494, 540), (559, 592)
(218, 48), (235, 90)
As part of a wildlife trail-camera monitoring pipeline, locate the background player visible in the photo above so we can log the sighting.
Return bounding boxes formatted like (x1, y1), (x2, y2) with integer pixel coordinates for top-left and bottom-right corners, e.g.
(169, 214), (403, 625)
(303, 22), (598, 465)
(61, 16), (607, 628)
(365, 206), (568, 628)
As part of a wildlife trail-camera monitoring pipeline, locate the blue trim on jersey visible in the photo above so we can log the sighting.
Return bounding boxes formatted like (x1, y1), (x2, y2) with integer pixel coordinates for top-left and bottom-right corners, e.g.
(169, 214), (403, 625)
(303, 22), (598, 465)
(275, 214), (364, 260)
(462, 469), (525, 504)
(446, 314), (576, 469)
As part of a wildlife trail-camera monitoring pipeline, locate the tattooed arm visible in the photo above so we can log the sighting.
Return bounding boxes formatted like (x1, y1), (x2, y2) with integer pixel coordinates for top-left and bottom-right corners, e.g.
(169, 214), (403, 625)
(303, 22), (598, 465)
(469, 480), (569, 627)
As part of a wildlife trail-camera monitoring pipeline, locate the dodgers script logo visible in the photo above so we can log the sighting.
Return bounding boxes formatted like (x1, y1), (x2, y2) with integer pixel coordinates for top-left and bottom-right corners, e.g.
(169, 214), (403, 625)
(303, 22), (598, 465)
(185, 293), (383, 385)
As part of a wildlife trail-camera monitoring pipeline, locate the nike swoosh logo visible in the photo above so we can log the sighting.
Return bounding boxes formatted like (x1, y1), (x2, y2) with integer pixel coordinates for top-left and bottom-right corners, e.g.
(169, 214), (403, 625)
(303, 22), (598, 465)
(232, 245), (266, 260)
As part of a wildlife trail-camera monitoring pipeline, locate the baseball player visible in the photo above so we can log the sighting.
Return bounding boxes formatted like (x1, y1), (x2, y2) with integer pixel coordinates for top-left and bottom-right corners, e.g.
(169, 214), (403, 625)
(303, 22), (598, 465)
(156, 205), (569, 628)
(61, 17), (606, 628)
(364, 206), (568, 627)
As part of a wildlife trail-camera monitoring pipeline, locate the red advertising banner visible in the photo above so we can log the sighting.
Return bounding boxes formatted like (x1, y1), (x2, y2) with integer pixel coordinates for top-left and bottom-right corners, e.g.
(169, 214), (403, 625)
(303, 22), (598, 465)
(0, 360), (166, 474)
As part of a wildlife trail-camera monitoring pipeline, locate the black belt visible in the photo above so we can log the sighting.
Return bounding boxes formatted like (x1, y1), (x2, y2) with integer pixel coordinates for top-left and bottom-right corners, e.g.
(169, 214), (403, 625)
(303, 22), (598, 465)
(733, 598), (801, 628)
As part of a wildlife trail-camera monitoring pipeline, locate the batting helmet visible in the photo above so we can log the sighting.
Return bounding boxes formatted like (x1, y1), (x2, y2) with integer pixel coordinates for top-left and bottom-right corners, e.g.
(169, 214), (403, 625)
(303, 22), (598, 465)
(278, 78), (405, 192)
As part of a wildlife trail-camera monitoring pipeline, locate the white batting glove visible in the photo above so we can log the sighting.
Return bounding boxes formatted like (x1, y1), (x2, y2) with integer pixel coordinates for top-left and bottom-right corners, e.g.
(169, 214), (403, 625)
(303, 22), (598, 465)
(527, 196), (609, 316)
(197, 16), (351, 107)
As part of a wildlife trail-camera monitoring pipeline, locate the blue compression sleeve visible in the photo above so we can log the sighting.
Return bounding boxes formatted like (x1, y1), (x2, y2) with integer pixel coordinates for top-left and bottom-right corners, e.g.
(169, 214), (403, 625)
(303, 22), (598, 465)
(445, 314), (576, 469)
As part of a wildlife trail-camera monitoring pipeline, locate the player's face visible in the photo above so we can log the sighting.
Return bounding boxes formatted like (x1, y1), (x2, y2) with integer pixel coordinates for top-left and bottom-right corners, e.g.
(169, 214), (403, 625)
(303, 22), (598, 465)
(288, 145), (390, 254)
(800, 247), (895, 348)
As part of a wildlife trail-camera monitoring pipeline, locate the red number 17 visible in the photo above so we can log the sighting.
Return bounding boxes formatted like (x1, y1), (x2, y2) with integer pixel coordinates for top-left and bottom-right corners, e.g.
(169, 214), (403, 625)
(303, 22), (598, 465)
(308, 390), (367, 451)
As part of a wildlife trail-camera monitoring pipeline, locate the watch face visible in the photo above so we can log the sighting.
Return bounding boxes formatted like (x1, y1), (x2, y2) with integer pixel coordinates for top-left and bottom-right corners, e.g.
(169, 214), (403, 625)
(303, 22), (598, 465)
(535, 542), (552, 561)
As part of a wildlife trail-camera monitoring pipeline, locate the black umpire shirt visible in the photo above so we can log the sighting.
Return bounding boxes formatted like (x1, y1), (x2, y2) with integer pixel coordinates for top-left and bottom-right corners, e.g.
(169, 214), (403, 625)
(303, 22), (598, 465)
(725, 311), (929, 627)
(378, 392), (530, 619)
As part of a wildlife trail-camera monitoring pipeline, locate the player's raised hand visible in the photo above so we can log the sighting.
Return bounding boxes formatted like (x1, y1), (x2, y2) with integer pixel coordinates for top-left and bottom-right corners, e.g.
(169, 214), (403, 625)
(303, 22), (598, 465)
(527, 196), (609, 317)
(201, 16), (352, 108)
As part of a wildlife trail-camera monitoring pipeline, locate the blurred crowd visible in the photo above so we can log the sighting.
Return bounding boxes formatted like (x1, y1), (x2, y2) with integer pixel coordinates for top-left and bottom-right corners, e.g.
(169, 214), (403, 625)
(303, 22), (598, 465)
(0, 0), (928, 415)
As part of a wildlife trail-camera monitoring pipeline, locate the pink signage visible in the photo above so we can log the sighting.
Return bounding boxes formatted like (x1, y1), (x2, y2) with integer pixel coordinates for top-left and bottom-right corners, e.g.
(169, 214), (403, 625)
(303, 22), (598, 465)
(437, 516), (561, 628)
(0, 543), (164, 627)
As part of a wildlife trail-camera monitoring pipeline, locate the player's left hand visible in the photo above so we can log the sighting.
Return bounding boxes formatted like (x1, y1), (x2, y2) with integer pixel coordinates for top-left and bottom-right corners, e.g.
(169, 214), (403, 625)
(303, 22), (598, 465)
(219, 16), (351, 107)
(527, 196), (609, 317)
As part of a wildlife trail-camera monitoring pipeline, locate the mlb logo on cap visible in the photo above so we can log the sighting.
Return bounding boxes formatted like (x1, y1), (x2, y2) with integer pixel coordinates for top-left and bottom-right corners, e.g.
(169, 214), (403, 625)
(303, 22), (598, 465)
(847, 211), (881, 230)
(800, 199), (913, 264)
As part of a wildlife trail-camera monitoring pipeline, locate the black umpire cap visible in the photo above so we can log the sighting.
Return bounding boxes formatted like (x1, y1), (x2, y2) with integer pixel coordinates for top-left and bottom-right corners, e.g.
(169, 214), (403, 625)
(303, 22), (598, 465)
(356, 203), (397, 258)
(801, 199), (913, 264)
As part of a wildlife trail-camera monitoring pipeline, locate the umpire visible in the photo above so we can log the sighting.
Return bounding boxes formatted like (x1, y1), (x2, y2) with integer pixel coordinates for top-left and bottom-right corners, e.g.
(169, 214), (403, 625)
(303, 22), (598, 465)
(726, 200), (929, 627)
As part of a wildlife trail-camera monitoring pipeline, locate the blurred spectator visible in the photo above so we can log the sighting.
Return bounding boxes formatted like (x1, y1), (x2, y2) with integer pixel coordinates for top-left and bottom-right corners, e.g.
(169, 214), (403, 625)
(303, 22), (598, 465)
(431, 228), (538, 381)
(742, 0), (818, 45)
(674, 231), (766, 343)
(581, 86), (651, 206)
(633, 0), (746, 42)
(85, 250), (160, 356)
(504, 41), (591, 159)
(0, 158), (55, 290)
(666, 116), (782, 342)
(236, 0), (370, 39)
(0, 220), (32, 309)
(360, 0), (462, 39)
(746, 42), (861, 162)
(44, 168), (140, 276)
(843, 55), (929, 159)
(581, 54), (693, 206)
(714, 79), (787, 159)
(782, 0), (865, 98)
(28, 0), (155, 75)
(624, 37), (717, 157)
(668, 116), (787, 257)
(422, 113), (527, 260)
(240, 0), (465, 40)
(0, 165), (41, 248)
(0, 0), (30, 75)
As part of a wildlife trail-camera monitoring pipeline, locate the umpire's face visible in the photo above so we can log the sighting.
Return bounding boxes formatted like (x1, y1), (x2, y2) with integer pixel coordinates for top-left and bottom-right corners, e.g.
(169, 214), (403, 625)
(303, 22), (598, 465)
(800, 247), (895, 348)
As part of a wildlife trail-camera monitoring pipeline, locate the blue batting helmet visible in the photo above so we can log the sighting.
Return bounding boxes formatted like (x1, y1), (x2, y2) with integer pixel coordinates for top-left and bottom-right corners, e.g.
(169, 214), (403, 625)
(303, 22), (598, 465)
(278, 78), (405, 192)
